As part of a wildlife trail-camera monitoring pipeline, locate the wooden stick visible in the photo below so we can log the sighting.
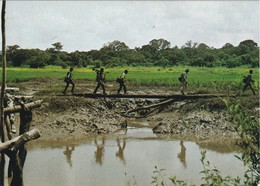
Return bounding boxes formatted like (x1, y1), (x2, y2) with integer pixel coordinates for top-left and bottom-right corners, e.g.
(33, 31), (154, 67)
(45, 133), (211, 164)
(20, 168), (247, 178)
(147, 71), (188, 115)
(14, 96), (33, 99)
(0, 2), (7, 184)
(1, 87), (19, 92)
(4, 100), (43, 114)
(0, 128), (41, 152)
(125, 99), (175, 114)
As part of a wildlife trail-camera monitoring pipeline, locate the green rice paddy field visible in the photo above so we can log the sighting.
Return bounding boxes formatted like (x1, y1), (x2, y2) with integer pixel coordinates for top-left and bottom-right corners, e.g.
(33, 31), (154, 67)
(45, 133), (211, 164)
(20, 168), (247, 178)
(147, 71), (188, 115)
(2, 66), (259, 92)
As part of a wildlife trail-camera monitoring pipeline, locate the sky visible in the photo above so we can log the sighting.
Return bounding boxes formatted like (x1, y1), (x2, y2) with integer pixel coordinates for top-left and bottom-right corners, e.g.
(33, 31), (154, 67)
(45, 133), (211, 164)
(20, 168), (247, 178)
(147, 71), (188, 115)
(1, 1), (259, 52)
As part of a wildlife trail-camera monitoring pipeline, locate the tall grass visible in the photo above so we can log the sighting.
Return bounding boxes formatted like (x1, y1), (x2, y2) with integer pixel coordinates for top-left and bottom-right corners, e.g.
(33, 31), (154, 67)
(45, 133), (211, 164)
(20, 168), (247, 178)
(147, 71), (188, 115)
(1, 66), (259, 91)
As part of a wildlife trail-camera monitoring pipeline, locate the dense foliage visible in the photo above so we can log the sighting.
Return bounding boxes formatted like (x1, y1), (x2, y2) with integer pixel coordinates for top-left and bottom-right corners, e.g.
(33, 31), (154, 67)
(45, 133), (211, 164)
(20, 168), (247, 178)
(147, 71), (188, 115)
(1, 39), (259, 68)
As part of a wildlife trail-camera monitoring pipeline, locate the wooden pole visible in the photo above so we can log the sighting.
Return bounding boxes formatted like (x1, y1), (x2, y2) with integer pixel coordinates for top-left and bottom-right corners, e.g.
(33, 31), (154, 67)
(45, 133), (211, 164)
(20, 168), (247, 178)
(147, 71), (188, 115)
(0, 1), (7, 185)
(1, 129), (40, 186)
(124, 99), (175, 114)
(4, 100), (43, 114)
(8, 108), (33, 179)
(1, 0), (6, 142)
(0, 129), (41, 153)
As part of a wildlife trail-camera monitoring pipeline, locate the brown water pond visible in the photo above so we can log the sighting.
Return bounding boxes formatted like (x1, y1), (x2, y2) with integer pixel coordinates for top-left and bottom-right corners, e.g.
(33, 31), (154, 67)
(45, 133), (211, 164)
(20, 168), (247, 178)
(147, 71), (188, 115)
(6, 125), (244, 186)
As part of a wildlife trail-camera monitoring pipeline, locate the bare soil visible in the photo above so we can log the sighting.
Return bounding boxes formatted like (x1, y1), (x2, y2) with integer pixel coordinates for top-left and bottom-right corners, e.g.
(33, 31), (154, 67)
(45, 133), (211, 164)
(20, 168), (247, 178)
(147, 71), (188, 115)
(10, 77), (259, 142)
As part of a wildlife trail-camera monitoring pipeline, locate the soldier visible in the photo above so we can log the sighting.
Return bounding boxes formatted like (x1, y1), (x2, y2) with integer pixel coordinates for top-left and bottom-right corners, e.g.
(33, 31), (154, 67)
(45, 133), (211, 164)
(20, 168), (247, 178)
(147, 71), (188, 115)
(93, 68), (106, 94)
(62, 67), (75, 94)
(179, 69), (189, 95)
(117, 70), (128, 94)
(242, 69), (256, 95)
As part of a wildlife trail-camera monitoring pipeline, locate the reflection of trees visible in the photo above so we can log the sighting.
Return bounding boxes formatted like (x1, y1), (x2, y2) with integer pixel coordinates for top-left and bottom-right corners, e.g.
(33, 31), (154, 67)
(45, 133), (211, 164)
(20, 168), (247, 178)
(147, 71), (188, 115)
(177, 140), (187, 168)
(94, 136), (105, 166)
(63, 145), (75, 168)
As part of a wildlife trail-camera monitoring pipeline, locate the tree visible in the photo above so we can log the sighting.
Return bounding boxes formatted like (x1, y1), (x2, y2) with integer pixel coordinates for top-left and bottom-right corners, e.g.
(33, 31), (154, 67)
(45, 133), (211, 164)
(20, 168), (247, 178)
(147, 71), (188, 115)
(120, 49), (146, 66)
(203, 53), (215, 66)
(6, 44), (20, 56)
(182, 40), (198, 65)
(221, 43), (234, 49)
(87, 50), (101, 61)
(182, 40), (198, 49)
(159, 48), (186, 66)
(6, 44), (20, 65)
(101, 40), (129, 51)
(239, 39), (258, 49)
(197, 43), (210, 49)
(12, 49), (30, 67)
(226, 57), (240, 68)
(149, 38), (171, 51)
(26, 50), (49, 68)
(52, 42), (63, 51)
(70, 51), (81, 67)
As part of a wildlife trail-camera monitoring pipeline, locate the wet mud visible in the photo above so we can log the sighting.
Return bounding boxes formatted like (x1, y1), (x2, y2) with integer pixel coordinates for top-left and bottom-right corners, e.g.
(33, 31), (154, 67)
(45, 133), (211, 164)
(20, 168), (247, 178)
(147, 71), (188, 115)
(10, 78), (258, 143)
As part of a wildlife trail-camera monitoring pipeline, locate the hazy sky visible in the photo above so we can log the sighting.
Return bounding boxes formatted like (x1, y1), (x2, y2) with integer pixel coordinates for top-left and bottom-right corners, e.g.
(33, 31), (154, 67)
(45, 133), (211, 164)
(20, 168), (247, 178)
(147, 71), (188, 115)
(1, 1), (259, 52)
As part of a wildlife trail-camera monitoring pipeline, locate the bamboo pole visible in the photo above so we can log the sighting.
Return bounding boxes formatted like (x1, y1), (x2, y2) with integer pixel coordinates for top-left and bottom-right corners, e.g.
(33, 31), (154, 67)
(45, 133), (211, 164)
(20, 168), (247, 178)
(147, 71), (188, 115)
(3, 100), (43, 114)
(1, 0), (7, 143)
(0, 129), (41, 153)
(0, 1), (7, 185)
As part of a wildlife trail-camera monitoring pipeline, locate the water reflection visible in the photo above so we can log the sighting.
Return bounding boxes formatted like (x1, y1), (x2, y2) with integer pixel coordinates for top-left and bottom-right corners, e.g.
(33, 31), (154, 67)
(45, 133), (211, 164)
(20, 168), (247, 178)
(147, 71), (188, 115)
(94, 136), (105, 166)
(177, 140), (187, 168)
(63, 145), (75, 167)
(115, 129), (127, 165)
(24, 128), (244, 186)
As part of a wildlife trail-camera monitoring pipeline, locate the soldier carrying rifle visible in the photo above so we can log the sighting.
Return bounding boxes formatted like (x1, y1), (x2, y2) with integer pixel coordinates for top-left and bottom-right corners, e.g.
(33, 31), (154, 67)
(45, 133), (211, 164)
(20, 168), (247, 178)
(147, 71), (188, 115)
(93, 68), (106, 95)
(62, 67), (75, 94)
(241, 69), (256, 95)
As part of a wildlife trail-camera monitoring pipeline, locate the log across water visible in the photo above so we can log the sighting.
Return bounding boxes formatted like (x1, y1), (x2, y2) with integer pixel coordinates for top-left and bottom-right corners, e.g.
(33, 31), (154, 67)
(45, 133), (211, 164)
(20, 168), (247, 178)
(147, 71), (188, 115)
(72, 93), (234, 99)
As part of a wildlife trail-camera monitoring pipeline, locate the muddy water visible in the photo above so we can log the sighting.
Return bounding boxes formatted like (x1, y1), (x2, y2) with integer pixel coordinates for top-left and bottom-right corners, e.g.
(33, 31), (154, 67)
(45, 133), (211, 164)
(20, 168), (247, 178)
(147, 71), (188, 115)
(21, 125), (243, 186)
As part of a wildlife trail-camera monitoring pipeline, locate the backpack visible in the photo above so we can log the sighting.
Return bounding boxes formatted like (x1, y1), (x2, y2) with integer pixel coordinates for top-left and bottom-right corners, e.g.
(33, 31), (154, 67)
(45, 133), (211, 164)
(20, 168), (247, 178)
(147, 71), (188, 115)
(178, 74), (184, 82)
(243, 76), (249, 83)
(64, 77), (69, 83)
(95, 71), (101, 82)
(116, 78), (122, 83)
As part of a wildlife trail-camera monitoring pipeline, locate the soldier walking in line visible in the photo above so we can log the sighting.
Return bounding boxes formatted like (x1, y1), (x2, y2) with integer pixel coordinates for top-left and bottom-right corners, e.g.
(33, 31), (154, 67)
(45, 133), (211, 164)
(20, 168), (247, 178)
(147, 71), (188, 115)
(62, 67), (75, 94)
(242, 69), (256, 95)
(93, 68), (106, 94)
(117, 70), (128, 94)
(179, 69), (189, 95)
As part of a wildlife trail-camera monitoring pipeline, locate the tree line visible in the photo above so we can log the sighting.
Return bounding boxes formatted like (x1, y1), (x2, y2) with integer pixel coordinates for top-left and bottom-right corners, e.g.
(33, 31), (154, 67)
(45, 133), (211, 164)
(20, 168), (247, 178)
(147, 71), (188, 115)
(2, 38), (259, 68)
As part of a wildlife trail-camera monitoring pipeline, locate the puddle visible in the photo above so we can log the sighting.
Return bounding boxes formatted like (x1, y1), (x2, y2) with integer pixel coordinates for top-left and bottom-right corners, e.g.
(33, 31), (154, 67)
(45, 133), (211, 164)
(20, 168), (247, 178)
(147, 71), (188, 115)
(16, 126), (245, 186)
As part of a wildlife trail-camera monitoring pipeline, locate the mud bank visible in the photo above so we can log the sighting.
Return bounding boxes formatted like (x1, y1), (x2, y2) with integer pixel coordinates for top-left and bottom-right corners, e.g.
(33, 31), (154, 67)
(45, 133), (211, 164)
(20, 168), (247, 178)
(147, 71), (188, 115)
(29, 96), (237, 142)
(10, 78), (259, 142)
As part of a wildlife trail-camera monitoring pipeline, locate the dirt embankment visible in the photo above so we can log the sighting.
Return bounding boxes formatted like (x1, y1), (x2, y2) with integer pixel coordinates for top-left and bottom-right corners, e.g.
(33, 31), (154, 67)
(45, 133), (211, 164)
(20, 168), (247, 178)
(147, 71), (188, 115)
(31, 97), (129, 140)
(10, 78), (259, 142)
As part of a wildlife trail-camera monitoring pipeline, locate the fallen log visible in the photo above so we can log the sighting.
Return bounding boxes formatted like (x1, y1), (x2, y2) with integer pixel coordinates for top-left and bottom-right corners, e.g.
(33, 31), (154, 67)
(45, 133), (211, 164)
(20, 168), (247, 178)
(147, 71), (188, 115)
(122, 99), (176, 118)
(1, 87), (19, 92)
(73, 93), (234, 99)
(4, 100), (43, 114)
(125, 99), (175, 114)
(0, 128), (41, 152)
(14, 96), (34, 100)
